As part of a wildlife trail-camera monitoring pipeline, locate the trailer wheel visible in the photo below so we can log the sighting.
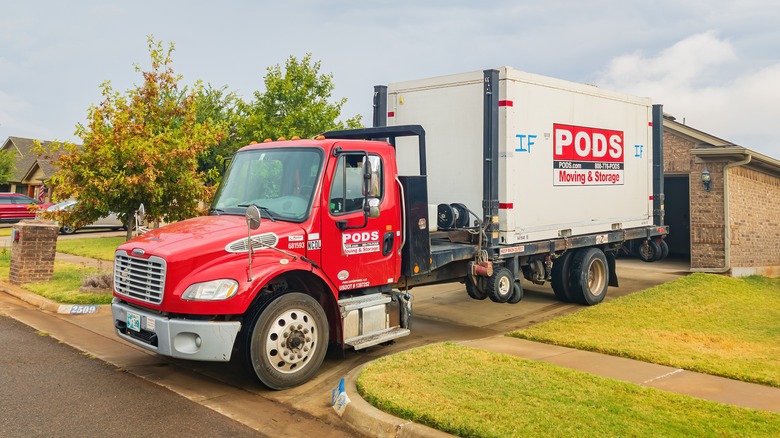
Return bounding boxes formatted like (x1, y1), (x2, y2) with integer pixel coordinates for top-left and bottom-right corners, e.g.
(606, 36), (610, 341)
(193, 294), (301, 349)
(465, 276), (487, 300)
(659, 239), (669, 260)
(570, 248), (609, 306)
(486, 268), (513, 303)
(244, 292), (328, 390)
(551, 251), (575, 302)
(507, 281), (524, 304)
(638, 240), (662, 262)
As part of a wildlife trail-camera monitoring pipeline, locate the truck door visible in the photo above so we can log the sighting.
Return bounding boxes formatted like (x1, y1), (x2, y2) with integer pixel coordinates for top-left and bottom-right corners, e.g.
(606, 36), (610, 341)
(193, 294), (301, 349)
(320, 148), (399, 294)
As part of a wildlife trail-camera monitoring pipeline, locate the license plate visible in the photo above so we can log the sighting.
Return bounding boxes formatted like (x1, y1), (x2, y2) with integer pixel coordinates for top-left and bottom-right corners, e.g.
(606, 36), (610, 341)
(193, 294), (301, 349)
(127, 311), (141, 332)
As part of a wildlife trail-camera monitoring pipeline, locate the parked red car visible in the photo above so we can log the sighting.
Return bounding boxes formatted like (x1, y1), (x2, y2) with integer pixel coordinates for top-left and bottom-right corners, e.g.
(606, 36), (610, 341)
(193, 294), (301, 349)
(0, 193), (54, 223)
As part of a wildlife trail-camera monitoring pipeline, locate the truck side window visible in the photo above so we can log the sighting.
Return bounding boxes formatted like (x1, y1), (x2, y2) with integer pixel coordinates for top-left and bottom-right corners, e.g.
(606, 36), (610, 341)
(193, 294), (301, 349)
(329, 154), (382, 214)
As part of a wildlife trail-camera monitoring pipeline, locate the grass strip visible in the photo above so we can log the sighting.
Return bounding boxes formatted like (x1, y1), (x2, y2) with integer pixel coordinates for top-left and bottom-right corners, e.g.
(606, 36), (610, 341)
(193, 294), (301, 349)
(510, 273), (780, 387)
(56, 236), (125, 261)
(357, 343), (780, 437)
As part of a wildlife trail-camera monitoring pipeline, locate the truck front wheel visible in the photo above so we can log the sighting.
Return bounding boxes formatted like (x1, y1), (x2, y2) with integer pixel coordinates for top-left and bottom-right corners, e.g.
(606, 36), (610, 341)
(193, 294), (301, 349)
(245, 292), (328, 390)
(569, 248), (609, 306)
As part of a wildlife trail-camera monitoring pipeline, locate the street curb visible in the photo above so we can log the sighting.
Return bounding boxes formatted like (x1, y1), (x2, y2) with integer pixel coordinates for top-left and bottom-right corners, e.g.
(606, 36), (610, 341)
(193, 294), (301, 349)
(0, 281), (110, 316)
(342, 362), (453, 438)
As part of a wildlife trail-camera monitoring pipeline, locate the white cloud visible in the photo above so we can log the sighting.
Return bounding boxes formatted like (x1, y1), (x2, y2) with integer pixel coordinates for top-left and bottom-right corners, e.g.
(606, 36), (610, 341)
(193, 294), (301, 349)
(597, 31), (780, 158)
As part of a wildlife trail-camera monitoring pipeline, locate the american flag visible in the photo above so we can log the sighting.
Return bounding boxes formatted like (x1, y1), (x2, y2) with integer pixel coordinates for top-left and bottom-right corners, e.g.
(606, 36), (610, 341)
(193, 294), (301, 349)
(37, 183), (46, 202)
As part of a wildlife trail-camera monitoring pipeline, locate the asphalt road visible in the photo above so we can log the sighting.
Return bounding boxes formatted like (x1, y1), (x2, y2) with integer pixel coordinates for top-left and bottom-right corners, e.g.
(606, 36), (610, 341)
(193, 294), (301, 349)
(0, 314), (265, 438)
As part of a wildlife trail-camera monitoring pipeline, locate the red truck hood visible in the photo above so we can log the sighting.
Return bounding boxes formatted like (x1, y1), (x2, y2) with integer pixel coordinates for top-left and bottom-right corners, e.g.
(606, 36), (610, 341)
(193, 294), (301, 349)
(118, 215), (305, 258)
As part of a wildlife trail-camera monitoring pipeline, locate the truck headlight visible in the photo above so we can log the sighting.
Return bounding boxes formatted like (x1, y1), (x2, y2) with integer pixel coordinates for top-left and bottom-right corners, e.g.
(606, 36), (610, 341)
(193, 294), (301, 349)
(182, 279), (239, 301)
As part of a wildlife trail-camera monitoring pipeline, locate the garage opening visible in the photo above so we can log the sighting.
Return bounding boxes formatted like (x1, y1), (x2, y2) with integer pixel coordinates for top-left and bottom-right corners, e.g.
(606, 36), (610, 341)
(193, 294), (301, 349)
(663, 175), (691, 260)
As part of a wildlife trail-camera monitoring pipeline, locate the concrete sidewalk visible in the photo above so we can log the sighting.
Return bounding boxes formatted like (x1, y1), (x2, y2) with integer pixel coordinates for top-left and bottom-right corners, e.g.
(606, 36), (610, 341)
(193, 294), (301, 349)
(2, 255), (779, 438)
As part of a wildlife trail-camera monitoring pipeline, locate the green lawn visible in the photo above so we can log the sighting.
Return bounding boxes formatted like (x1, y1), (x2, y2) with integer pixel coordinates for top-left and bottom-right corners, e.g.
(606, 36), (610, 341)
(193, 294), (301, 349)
(0, 235), (124, 305)
(0, 258), (112, 305)
(56, 236), (125, 261)
(358, 273), (780, 436)
(510, 273), (780, 387)
(358, 343), (780, 437)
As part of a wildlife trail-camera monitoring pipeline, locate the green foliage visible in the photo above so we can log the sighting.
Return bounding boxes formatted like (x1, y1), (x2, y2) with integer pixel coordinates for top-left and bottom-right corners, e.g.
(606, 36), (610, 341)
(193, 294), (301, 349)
(194, 84), (243, 187)
(50, 36), (227, 238)
(238, 53), (362, 143)
(0, 149), (16, 184)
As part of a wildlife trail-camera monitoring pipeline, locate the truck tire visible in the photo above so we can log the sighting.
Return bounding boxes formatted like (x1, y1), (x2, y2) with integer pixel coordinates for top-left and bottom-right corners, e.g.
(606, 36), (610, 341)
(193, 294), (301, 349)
(569, 248), (609, 306)
(551, 251), (574, 302)
(507, 281), (524, 304)
(638, 240), (661, 262)
(486, 268), (513, 303)
(244, 292), (328, 390)
(465, 276), (487, 300)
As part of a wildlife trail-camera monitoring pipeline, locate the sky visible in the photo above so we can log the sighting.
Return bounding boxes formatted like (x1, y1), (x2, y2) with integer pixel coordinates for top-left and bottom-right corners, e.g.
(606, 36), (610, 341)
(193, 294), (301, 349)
(2, 1), (780, 159)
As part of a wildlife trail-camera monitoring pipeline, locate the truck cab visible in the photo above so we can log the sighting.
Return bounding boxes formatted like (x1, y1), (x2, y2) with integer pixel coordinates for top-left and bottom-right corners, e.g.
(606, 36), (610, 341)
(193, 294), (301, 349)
(112, 136), (410, 389)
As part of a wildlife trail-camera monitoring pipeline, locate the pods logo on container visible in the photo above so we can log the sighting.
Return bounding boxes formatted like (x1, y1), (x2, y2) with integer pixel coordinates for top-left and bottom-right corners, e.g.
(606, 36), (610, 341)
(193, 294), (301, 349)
(552, 124), (625, 186)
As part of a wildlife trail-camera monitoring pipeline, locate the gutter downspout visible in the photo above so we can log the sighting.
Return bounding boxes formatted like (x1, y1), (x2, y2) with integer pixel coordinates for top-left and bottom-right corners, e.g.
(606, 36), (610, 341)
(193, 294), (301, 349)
(690, 154), (752, 274)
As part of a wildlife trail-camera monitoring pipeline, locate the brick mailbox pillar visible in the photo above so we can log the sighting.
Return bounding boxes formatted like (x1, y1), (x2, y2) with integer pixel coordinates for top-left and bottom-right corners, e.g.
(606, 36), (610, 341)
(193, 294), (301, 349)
(10, 220), (59, 284)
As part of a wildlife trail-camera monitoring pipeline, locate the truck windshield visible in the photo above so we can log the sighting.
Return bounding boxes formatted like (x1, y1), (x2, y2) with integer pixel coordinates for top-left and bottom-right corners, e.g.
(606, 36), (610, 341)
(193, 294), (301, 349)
(211, 148), (323, 222)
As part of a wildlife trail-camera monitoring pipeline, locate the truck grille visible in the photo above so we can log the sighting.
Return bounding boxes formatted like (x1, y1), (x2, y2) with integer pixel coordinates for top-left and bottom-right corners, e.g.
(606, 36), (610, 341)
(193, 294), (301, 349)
(114, 251), (166, 305)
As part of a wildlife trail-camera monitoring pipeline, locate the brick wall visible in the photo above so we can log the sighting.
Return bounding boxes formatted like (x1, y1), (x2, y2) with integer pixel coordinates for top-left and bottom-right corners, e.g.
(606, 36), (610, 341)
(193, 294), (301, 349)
(663, 133), (696, 174)
(10, 221), (59, 284)
(663, 132), (728, 269)
(728, 166), (780, 276)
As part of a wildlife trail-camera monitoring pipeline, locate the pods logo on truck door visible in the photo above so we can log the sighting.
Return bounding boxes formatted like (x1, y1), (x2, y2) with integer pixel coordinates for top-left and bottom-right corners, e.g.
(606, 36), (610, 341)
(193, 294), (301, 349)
(553, 124), (624, 186)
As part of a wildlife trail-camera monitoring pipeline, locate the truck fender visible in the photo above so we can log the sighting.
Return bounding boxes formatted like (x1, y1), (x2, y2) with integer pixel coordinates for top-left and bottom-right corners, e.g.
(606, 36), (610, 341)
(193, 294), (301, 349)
(243, 260), (342, 343)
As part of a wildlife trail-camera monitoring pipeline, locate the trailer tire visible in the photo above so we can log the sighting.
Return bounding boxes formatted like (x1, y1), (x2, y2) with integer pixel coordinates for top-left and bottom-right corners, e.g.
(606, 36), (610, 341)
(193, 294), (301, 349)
(570, 248), (609, 306)
(507, 281), (524, 304)
(244, 292), (328, 390)
(659, 240), (669, 260)
(465, 276), (487, 300)
(551, 251), (574, 302)
(486, 268), (513, 303)
(638, 240), (662, 262)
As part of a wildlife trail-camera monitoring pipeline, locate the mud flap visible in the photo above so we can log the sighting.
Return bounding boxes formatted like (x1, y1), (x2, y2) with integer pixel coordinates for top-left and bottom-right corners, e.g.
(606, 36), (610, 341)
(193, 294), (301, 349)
(607, 251), (619, 287)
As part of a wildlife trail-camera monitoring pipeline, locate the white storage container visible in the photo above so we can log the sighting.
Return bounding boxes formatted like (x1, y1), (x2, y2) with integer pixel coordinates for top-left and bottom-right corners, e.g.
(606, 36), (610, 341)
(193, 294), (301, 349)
(388, 67), (654, 245)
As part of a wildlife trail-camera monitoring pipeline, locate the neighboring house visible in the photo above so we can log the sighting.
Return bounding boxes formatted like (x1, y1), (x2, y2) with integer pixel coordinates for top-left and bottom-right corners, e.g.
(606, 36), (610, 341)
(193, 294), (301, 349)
(662, 115), (780, 277)
(0, 136), (66, 202)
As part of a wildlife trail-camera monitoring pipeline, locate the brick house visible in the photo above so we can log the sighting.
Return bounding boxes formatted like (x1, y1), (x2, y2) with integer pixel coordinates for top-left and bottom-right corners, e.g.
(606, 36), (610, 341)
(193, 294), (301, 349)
(0, 136), (64, 202)
(663, 115), (780, 277)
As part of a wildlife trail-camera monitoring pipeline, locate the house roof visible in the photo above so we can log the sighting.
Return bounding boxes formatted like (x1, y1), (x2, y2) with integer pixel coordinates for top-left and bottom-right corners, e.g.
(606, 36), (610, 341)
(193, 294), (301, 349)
(1, 136), (67, 182)
(663, 114), (780, 177)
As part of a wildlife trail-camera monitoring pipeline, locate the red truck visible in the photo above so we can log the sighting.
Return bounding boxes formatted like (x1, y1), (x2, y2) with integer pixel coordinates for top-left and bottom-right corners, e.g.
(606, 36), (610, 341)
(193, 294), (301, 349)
(111, 68), (668, 389)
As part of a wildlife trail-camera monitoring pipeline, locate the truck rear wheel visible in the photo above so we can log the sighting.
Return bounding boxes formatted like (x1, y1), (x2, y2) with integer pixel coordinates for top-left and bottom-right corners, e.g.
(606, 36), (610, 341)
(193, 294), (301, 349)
(245, 292), (328, 390)
(486, 268), (513, 303)
(551, 251), (574, 302)
(570, 248), (609, 306)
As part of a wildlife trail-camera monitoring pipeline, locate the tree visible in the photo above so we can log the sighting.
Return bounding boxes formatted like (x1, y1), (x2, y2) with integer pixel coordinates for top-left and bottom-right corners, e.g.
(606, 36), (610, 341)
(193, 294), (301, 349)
(239, 53), (362, 143)
(50, 37), (226, 240)
(194, 84), (243, 187)
(0, 149), (16, 184)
